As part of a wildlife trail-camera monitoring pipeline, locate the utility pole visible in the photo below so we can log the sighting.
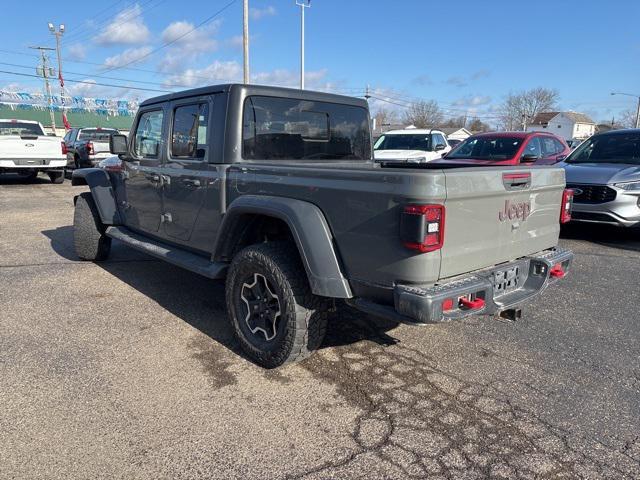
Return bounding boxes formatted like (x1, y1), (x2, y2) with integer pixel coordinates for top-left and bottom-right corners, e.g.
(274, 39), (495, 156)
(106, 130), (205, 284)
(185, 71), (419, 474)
(611, 92), (640, 129)
(242, 0), (249, 84)
(296, 0), (311, 89)
(48, 22), (68, 129)
(30, 46), (56, 133)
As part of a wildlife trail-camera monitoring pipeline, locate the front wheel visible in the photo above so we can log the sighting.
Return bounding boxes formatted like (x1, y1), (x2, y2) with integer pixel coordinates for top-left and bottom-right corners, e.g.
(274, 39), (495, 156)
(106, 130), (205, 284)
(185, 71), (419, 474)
(225, 242), (329, 368)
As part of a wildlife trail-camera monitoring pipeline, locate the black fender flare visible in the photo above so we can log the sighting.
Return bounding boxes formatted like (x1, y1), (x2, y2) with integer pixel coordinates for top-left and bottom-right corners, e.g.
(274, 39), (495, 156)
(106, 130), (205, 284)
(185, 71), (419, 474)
(72, 168), (122, 225)
(215, 195), (352, 299)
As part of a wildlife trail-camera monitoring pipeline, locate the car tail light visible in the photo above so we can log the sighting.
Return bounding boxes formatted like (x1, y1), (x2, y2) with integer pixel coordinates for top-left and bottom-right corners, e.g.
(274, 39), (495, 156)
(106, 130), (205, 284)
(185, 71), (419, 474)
(400, 204), (445, 252)
(87, 141), (95, 155)
(550, 263), (565, 278)
(560, 189), (573, 223)
(61, 141), (67, 155)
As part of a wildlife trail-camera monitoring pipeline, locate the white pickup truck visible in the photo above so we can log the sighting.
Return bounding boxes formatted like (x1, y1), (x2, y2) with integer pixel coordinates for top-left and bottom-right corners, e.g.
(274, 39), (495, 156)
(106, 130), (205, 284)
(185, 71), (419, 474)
(374, 128), (452, 163)
(0, 119), (66, 183)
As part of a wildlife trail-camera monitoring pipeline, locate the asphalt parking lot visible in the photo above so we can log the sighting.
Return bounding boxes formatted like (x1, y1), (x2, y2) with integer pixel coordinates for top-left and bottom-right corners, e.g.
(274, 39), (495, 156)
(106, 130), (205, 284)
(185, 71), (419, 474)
(1, 175), (639, 479)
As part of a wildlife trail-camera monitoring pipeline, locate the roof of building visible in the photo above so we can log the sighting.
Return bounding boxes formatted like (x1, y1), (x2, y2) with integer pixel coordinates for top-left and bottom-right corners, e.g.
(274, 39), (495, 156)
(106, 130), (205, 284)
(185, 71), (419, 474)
(530, 111), (594, 125)
(438, 127), (472, 135)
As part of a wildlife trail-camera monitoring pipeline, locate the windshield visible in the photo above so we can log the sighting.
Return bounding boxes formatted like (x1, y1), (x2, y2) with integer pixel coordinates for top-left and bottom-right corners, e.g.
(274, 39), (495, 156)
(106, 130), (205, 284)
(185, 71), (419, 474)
(0, 121), (45, 136)
(374, 134), (431, 151)
(566, 132), (640, 165)
(78, 129), (118, 141)
(447, 136), (523, 160)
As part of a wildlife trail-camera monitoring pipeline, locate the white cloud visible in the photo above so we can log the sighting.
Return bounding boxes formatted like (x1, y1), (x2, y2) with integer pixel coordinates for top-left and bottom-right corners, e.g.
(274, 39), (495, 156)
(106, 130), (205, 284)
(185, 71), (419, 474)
(163, 60), (243, 88)
(157, 20), (221, 73)
(446, 76), (468, 88)
(67, 44), (87, 61)
(103, 46), (152, 69)
(226, 35), (244, 49)
(95, 4), (150, 46)
(249, 6), (276, 20)
(453, 95), (492, 107)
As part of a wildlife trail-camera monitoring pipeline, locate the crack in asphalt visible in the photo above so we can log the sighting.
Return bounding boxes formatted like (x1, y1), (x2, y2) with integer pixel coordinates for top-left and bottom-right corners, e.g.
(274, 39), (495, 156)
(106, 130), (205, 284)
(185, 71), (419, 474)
(293, 309), (640, 479)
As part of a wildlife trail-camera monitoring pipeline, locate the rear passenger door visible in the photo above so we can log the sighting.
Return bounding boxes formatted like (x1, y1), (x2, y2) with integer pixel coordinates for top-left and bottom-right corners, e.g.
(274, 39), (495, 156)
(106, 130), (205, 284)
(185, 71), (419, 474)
(160, 97), (215, 245)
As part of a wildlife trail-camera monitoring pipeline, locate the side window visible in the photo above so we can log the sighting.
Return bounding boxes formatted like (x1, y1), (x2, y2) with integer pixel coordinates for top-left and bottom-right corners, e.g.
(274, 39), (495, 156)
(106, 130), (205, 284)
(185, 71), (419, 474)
(171, 103), (209, 159)
(133, 110), (164, 158)
(523, 137), (542, 157)
(541, 137), (557, 156)
(435, 134), (446, 147)
(63, 131), (70, 142)
(553, 138), (565, 154)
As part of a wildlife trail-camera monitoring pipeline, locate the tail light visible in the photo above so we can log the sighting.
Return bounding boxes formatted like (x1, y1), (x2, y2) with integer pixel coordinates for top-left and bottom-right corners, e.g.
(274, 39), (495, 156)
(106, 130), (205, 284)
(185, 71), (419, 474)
(400, 204), (445, 252)
(61, 141), (67, 155)
(87, 141), (95, 155)
(560, 189), (573, 223)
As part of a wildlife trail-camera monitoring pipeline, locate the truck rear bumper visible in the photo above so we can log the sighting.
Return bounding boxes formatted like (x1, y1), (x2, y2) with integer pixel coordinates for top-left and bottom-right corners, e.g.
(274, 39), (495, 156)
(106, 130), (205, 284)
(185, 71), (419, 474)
(0, 159), (66, 170)
(348, 247), (574, 325)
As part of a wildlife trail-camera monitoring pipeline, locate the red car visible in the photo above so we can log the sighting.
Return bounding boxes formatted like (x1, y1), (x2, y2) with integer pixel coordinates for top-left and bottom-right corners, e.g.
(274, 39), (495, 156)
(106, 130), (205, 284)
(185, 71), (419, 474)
(436, 131), (570, 166)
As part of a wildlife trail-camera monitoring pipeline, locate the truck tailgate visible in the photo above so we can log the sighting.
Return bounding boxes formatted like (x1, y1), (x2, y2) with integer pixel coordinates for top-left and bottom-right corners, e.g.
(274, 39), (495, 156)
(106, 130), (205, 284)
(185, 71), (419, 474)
(0, 135), (63, 160)
(439, 167), (565, 279)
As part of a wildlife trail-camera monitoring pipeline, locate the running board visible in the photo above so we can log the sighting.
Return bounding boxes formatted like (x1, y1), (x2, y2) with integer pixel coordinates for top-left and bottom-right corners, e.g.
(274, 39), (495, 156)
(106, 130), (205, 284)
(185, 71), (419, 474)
(105, 226), (228, 279)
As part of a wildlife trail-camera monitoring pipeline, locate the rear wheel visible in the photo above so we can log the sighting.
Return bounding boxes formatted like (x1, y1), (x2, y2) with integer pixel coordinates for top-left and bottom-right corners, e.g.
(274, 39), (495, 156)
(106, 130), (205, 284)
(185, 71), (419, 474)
(48, 171), (64, 184)
(225, 242), (329, 368)
(73, 192), (111, 261)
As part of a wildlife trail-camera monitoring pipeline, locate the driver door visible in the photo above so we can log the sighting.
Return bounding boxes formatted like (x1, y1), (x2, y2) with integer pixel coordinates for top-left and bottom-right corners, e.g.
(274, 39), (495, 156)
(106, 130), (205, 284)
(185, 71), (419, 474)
(123, 108), (166, 234)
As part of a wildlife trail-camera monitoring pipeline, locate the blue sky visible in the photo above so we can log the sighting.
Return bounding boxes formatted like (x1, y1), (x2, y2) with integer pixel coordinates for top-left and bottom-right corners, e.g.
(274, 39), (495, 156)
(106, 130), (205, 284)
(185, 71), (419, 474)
(1, 0), (639, 125)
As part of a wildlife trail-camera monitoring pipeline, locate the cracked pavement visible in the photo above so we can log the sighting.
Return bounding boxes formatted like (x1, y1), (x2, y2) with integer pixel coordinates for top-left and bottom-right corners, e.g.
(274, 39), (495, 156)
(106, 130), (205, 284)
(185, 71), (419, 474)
(1, 176), (639, 479)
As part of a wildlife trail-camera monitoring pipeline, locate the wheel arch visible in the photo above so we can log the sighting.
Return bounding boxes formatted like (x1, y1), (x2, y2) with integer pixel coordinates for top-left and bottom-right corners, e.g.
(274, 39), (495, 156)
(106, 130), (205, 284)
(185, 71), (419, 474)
(215, 195), (352, 299)
(71, 168), (122, 225)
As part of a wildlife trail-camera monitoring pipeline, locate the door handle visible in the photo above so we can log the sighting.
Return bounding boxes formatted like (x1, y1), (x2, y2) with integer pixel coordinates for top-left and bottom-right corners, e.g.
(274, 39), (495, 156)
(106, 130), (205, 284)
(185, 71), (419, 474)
(182, 178), (201, 188)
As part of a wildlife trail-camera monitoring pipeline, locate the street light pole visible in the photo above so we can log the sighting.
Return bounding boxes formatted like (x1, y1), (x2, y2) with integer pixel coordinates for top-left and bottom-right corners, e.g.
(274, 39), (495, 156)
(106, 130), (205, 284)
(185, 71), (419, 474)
(30, 46), (56, 133)
(243, 0), (249, 84)
(48, 23), (68, 129)
(296, 0), (311, 90)
(611, 92), (640, 129)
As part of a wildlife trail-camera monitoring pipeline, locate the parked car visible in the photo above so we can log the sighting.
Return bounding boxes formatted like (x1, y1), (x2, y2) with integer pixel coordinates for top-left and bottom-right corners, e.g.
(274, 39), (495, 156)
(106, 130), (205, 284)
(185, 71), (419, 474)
(373, 128), (451, 163)
(437, 132), (570, 166)
(71, 83), (573, 368)
(447, 138), (463, 148)
(561, 129), (640, 227)
(0, 119), (66, 183)
(64, 127), (120, 169)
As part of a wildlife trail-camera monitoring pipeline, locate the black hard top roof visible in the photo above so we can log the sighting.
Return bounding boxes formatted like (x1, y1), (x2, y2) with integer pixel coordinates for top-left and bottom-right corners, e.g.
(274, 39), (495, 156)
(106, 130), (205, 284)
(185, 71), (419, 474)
(139, 83), (368, 109)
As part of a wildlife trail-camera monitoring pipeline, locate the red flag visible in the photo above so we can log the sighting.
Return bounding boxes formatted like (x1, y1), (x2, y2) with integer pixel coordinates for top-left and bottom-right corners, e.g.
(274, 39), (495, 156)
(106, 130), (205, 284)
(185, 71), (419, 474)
(62, 112), (71, 130)
(58, 71), (64, 88)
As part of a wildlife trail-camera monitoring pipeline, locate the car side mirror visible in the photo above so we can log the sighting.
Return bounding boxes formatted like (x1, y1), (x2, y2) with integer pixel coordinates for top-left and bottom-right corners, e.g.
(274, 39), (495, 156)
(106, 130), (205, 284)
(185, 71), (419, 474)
(109, 134), (128, 155)
(434, 143), (446, 151)
(521, 153), (538, 163)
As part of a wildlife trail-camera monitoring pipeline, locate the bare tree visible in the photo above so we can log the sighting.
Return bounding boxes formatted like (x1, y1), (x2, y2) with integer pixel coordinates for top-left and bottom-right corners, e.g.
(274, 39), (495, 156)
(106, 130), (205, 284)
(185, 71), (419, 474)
(440, 116), (467, 128)
(403, 100), (443, 128)
(498, 87), (559, 131)
(373, 107), (399, 130)
(618, 108), (638, 129)
(468, 117), (490, 132)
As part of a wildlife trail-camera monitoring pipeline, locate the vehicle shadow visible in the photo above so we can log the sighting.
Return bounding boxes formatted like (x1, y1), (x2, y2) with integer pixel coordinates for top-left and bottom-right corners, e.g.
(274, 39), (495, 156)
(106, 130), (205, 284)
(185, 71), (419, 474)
(560, 222), (640, 253)
(0, 173), (53, 185)
(41, 225), (401, 363)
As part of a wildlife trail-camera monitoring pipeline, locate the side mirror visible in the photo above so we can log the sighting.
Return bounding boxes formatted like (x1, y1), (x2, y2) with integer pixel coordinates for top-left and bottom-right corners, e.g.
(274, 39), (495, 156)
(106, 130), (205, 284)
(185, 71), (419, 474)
(521, 153), (539, 163)
(434, 143), (446, 151)
(109, 134), (128, 155)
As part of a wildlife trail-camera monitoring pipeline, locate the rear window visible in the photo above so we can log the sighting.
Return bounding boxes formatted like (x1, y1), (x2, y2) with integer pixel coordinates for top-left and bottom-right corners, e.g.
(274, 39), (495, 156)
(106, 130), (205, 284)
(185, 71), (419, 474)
(0, 121), (44, 136)
(447, 136), (523, 160)
(78, 129), (118, 141)
(374, 134), (431, 151)
(242, 96), (370, 160)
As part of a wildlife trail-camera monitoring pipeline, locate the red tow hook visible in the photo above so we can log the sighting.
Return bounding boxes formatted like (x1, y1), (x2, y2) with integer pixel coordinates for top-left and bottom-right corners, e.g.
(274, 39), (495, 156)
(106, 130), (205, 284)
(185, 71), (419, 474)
(459, 297), (485, 310)
(550, 264), (565, 278)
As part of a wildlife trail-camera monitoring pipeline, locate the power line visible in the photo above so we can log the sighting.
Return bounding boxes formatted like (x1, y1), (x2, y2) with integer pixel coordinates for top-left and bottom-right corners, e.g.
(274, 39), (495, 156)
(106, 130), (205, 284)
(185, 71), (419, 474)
(0, 69), (169, 93)
(100, 0), (238, 74)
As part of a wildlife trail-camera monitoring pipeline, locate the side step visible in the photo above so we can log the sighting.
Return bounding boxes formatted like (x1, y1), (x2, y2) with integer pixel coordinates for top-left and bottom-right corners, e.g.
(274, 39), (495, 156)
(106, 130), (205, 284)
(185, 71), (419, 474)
(105, 226), (228, 279)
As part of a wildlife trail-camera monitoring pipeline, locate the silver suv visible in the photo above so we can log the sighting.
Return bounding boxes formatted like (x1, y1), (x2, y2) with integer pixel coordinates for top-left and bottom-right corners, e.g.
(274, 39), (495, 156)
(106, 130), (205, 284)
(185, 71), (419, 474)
(562, 129), (640, 227)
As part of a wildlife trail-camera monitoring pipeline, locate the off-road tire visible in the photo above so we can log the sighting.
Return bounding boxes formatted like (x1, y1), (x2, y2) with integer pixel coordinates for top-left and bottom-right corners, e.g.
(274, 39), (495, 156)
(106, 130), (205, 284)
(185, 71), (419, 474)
(48, 171), (64, 184)
(73, 192), (111, 261)
(226, 242), (329, 368)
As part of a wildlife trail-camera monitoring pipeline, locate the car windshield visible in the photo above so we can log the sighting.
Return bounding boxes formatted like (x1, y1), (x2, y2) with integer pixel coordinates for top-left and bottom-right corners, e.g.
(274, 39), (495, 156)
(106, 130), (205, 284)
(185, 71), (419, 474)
(565, 132), (640, 165)
(78, 129), (118, 141)
(374, 134), (431, 151)
(0, 121), (45, 136)
(446, 136), (523, 160)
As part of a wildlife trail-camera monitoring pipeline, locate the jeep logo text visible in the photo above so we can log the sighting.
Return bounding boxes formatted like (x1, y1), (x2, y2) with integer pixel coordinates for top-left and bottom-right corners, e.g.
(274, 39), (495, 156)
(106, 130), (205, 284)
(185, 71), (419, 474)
(499, 200), (531, 222)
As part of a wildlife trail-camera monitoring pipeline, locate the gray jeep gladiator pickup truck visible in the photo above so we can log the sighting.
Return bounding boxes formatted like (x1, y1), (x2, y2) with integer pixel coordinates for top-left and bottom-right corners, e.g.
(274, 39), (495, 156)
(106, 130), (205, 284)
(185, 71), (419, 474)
(71, 84), (574, 368)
